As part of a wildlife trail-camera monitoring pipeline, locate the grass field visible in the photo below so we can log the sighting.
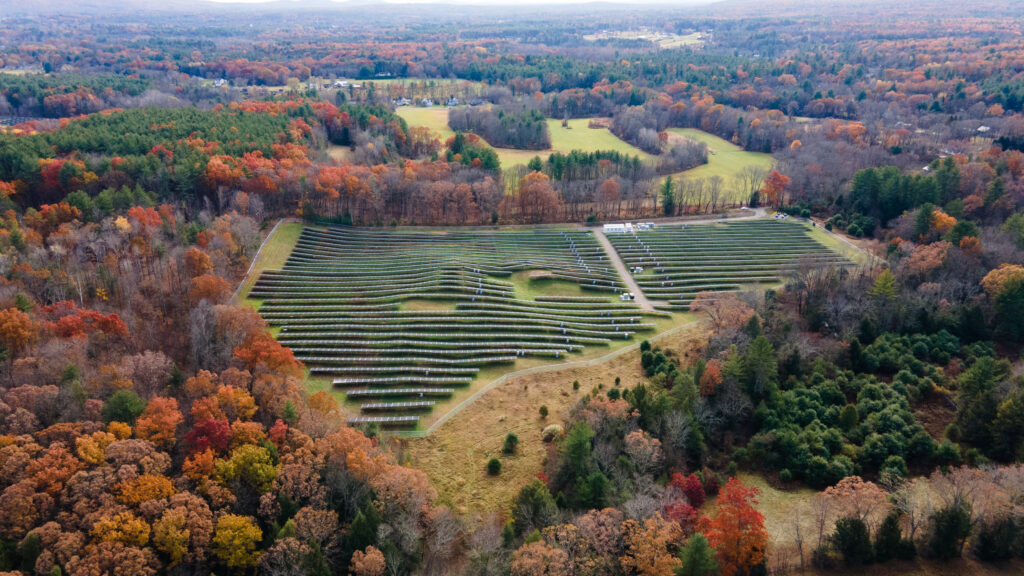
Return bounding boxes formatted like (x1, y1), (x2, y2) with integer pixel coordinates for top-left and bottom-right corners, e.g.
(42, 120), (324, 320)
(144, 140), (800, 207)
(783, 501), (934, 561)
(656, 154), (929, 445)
(396, 106), (456, 140)
(396, 107), (653, 167)
(326, 145), (354, 163)
(403, 317), (704, 514)
(236, 221), (304, 308)
(667, 128), (773, 202)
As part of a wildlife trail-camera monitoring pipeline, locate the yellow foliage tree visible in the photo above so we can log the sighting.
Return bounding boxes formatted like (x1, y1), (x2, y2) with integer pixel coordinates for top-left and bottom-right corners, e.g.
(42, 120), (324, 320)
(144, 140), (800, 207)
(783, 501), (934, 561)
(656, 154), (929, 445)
(212, 514), (262, 569)
(91, 511), (151, 547)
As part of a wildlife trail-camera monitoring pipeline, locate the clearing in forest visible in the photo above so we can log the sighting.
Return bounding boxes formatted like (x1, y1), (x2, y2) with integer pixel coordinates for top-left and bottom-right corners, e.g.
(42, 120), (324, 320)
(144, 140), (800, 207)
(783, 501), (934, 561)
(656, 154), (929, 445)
(238, 218), (849, 434)
(395, 107), (653, 167)
(243, 225), (677, 431)
(666, 128), (774, 202)
(604, 219), (851, 311)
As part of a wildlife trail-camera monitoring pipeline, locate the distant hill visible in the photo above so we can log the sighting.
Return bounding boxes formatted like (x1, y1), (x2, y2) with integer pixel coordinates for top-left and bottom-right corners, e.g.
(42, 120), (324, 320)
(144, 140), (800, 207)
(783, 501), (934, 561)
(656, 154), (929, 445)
(3, 0), (716, 16)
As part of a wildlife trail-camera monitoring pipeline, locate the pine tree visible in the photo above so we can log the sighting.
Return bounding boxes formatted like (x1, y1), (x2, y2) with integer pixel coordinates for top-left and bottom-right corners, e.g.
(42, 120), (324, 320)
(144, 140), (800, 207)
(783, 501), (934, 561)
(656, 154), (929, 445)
(662, 175), (676, 216)
(676, 533), (719, 576)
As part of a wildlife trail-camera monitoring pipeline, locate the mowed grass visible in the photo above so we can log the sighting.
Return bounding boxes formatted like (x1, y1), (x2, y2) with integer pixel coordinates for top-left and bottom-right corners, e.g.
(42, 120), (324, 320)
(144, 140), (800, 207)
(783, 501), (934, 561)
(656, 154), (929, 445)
(500, 118), (656, 168)
(396, 106), (455, 140)
(804, 219), (878, 267)
(237, 221), (304, 309)
(667, 128), (773, 202)
(396, 108), (652, 167)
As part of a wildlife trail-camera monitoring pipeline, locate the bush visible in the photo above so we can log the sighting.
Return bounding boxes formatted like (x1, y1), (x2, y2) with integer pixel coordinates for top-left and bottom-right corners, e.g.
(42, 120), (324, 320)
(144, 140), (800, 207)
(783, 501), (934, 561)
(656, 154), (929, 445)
(487, 458), (502, 476)
(539, 405), (548, 418)
(503, 433), (519, 455)
(541, 424), (564, 442)
(831, 516), (874, 566)
(572, 380), (580, 391)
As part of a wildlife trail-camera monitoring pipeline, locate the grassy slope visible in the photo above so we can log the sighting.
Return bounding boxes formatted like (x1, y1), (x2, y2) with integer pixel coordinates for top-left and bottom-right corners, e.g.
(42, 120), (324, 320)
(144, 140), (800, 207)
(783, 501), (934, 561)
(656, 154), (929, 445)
(403, 316), (705, 514)
(496, 118), (656, 168)
(667, 128), (774, 202)
(804, 219), (877, 267)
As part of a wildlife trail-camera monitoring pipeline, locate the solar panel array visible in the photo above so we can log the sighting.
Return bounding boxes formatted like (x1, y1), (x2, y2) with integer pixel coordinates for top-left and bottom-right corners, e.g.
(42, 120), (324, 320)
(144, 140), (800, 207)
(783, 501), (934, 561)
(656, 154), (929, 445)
(251, 226), (653, 428)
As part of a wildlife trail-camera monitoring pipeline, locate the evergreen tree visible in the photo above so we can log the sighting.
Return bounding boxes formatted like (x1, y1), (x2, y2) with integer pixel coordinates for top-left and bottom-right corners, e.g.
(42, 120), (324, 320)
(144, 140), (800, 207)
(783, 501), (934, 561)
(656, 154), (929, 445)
(662, 175), (676, 216)
(676, 533), (719, 576)
(873, 512), (902, 562)
(927, 505), (971, 560)
(831, 516), (874, 566)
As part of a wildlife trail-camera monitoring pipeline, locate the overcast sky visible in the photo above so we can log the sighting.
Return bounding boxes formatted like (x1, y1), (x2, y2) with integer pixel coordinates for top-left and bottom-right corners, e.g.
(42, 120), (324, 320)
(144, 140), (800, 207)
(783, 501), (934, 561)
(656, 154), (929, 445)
(206, 0), (719, 4)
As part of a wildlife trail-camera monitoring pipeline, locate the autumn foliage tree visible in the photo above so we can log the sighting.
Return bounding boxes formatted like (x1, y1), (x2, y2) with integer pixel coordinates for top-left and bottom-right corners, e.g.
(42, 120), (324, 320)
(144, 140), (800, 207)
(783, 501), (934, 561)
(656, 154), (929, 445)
(134, 397), (183, 448)
(699, 478), (768, 576)
(761, 170), (790, 208)
(0, 307), (38, 363)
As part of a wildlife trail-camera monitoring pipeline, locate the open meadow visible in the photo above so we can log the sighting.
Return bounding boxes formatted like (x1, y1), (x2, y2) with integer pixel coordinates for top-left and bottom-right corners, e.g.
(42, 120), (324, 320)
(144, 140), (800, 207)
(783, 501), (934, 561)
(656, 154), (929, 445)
(667, 127), (774, 202)
(396, 107), (654, 167)
(237, 218), (847, 435)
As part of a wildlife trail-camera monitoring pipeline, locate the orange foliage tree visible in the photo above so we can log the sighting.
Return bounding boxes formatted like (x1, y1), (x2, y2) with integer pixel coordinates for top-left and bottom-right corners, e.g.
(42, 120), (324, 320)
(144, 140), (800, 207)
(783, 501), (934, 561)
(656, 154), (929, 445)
(761, 170), (790, 208)
(134, 397), (184, 448)
(699, 477), (769, 576)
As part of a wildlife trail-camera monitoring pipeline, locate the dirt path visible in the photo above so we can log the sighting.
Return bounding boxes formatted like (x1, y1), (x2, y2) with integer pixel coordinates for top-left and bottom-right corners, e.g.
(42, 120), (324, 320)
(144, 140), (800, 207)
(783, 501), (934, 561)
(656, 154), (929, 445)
(593, 228), (660, 311)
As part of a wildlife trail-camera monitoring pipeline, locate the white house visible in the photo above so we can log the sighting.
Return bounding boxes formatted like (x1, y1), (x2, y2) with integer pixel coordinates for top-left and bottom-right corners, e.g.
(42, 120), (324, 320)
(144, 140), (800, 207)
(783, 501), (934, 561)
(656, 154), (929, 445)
(603, 223), (626, 234)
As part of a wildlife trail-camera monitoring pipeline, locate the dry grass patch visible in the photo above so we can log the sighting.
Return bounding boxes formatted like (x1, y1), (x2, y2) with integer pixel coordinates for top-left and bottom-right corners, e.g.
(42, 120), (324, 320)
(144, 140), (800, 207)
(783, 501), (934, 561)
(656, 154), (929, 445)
(400, 322), (707, 514)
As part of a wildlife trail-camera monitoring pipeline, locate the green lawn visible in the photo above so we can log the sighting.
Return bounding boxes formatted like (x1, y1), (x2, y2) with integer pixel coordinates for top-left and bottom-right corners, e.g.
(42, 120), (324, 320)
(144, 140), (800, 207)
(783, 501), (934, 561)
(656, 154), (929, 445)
(491, 118), (655, 168)
(396, 108), (652, 167)
(667, 128), (774, 202)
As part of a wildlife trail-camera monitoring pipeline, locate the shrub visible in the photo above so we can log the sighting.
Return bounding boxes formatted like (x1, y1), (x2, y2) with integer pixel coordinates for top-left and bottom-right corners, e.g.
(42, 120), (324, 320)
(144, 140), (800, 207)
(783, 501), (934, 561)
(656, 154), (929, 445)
(487, 458), (502, 476)
(539, 405), (548, 418)
(572, 380), (580, 391)
(503, 433), (519, 454)
(831, 516), (874, 566)
(541, 424), (564, 442)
